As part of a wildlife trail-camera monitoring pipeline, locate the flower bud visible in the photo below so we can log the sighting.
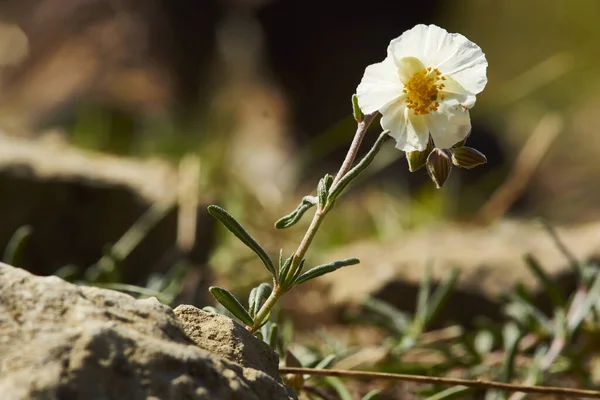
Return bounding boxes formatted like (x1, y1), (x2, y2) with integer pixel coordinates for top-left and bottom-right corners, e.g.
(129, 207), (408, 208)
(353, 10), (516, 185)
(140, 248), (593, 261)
(426, 148), (452, 188)
(406, 136), (434, 172)
(449, 146), (487, 169)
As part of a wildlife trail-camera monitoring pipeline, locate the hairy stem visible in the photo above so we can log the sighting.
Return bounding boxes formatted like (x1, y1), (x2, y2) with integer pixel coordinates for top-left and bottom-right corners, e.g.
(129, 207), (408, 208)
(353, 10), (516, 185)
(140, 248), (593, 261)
(250, 112), (379, 332)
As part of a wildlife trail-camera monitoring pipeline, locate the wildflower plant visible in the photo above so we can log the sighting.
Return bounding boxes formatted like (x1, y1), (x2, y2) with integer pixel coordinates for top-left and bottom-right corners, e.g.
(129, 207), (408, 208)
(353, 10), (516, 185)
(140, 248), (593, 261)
(207, 24), (489, 334)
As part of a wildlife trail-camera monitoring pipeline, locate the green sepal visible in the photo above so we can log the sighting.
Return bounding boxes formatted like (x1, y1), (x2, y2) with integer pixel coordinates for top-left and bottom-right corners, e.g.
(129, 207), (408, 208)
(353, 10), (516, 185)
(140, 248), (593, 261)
(329, 131), (388, 201)
(209, 286), (254, 326)
(352, 94), (364, 122)
(207, 205), (276, 279)
(406, 136), (434, 172)
(294, 258), (360, 286)
(275, 196), (317, 229)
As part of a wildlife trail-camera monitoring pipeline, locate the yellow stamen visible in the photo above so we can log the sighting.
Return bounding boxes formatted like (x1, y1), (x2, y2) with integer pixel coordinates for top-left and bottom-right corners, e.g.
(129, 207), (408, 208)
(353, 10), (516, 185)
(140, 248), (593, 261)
(402, 68), (446, 115)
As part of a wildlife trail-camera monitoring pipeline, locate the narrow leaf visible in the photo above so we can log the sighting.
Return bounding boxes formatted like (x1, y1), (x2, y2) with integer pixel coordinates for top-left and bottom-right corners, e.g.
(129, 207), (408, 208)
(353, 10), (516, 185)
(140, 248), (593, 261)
(362, 296), (411, 333)
(426, 386), (472, 400)
(426, 267), (459, 326)
(278, 253), (294, 286)
(317, 174), (333, 209)
(207, 205), (276, 278)
(567, 273), (600, 331)
(352, 94), (364, 122)
(3, 225), (32, 266)
(252, 283), (273, 317)
(209, 286), (254, 326)
(294, 258), (360, 286)
(500, 323), (522, 382)
(414, 263), (433, 331)
(362, 390), (381, 400)
(275, 196), (317, 229)
(248, 287), (258, 317)
(524, 254), (566, 307)
(329, 131), (388, 201)
(289, 259), (306, 286)
(324, 377), (353, 400)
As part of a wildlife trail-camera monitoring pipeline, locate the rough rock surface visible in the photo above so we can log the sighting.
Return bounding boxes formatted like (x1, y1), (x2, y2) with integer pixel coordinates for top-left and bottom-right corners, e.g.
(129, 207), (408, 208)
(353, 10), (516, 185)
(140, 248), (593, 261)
(0, 263), (296, 400)
(174, 304), (280, 380)
(293, 220), (600, 326)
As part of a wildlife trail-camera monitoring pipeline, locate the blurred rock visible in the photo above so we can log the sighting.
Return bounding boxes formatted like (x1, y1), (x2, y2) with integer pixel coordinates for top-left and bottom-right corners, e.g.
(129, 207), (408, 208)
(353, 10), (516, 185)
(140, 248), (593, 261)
(0, 134), (215, 285)
(293, 220), (600, 327)
(0, 264), (295, 400)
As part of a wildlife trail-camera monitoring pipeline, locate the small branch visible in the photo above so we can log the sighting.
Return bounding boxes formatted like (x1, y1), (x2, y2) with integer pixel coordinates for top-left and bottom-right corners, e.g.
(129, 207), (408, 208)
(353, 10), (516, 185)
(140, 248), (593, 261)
(279, 367), (600, 399)
(332, 112), (378, 187)
(250, 112), (379, 331)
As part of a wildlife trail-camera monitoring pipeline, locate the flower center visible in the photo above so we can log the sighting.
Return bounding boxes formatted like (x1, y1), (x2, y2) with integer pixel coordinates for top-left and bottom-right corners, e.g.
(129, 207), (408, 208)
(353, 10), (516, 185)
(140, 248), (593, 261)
(403, 67), (446, 115)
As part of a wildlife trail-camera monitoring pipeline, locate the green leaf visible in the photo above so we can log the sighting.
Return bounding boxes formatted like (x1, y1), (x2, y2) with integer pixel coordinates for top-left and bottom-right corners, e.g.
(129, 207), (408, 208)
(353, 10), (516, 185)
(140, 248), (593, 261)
(294, 258), (360, 286)
(324, 377), (353, 400)
(352, 94), (364, 122)
(329, 131), (388, 201)
(567, 272), (600, 331)
(426, 386), (472, 400)
(278, 253), (294, 286)
(362, 296), (411, 333)
(425, 267), (459, 326)
(314, 354), (337, 370)
(287, 259), (306, 288)
(500, 323), (522, 382)
(275, 196), (317, 229)
(3, 225), (32, 266)
(361, 390), (381, 400)
(249, 283), (273, 318)
(524, 254), (566, 307)
(207, 205), (276, 279)
(209, 286), (254, 326)
(414, 263), (433, 332)
(317, 174), (333, 209)
(248, 287), (258, 317)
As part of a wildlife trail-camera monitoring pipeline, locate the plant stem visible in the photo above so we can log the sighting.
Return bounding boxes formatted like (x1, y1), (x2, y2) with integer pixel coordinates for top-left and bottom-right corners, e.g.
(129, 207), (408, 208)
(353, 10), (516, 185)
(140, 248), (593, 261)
(250, 112), (378, 332)
(332, 112), (378, 187)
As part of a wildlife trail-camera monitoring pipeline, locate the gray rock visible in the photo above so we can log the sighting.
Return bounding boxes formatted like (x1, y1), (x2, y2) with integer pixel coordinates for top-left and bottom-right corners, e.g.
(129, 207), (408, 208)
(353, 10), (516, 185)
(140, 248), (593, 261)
(0, 263), (296, 400)
(174, 305), (280, 380)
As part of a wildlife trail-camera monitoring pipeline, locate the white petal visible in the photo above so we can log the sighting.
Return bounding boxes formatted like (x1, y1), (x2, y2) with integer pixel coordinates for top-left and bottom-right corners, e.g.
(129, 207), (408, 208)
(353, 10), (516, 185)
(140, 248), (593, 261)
(396, 56), (425, 84)
(388, 24), (429, 62)
(425, 105), (472, 149)
(380, 100), (429, 152)
(423, 26), (487, 95)
(356, 56), (404, 114)
(388, 24), (487, 96)
(439, 75), (477, 109)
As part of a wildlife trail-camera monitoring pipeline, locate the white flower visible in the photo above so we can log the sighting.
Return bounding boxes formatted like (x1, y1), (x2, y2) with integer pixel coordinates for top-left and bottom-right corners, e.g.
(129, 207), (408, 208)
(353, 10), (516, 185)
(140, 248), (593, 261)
(356, 24), (488, 152)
